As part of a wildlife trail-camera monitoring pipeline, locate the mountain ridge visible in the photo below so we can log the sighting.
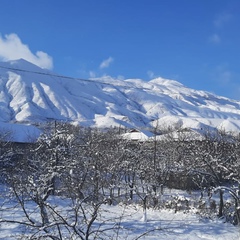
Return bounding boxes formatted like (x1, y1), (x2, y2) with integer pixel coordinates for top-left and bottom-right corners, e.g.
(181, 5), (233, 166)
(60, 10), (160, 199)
(0, 59), (240, 141)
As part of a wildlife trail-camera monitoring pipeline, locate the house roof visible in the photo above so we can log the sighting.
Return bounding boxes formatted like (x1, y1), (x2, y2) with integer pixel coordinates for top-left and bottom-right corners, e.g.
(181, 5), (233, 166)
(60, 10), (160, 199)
(121, 129), (154, 141)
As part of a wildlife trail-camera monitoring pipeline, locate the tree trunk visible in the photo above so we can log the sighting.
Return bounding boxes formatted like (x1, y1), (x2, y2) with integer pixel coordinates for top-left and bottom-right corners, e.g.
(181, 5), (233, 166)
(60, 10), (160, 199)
(218, 190), (224, 217)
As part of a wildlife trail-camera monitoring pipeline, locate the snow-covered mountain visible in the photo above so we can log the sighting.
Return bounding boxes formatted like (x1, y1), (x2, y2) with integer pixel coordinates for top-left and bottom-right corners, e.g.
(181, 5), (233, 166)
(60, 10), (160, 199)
(1, 59), (240, 141)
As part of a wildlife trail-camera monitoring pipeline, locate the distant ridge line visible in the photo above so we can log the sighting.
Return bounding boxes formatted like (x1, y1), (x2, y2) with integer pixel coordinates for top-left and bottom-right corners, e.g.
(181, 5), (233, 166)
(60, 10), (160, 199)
(0, 64), (147, 91)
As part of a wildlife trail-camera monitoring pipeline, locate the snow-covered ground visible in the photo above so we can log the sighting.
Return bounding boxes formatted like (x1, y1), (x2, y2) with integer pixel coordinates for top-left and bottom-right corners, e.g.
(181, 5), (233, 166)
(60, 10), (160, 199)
(0, 185), (239, 239)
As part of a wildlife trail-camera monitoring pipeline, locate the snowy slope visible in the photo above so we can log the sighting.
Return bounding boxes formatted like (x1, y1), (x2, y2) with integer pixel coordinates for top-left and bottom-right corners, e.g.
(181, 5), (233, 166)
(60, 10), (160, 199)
(0, 59), (240, 141)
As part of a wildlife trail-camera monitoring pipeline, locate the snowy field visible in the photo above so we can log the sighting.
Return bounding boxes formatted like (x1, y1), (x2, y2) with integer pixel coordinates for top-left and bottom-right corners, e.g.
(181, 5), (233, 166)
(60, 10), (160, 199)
(0, 185), (239, 240)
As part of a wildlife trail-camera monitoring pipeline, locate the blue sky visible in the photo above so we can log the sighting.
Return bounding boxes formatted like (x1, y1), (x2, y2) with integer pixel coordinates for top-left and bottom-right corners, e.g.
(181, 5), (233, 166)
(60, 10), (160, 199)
(0, 0), (240, 99)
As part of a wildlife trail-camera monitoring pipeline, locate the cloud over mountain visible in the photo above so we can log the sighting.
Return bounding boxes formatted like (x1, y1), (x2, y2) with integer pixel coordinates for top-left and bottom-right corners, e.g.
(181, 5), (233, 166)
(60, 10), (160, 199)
(0, 33), (53, 69)
(99, 57), (114, 69)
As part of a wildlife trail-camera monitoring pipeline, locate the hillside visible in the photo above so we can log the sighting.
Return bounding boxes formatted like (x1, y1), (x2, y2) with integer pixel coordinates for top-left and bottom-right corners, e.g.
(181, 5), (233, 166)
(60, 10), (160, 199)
(0, 59), (240, 141)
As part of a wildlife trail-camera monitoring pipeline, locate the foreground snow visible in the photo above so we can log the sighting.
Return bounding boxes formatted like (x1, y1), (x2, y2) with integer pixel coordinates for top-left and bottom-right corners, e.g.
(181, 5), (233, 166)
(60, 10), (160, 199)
(0, 193), (239, 239)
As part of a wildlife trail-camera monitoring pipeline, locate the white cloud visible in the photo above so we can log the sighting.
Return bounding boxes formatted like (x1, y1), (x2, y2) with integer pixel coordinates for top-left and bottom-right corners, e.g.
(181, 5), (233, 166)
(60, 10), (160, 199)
(99, 57), (114, 69)
(117, 75), (125, 80)
(0, 33), (53, 69)
(147, 70), (162, 79)
(147, 70), (155, 78)
(214, 13), (232, 28)
(89, 71), (96, 78)
(209, 34), (221, 44)
(208, 13), (233, 45)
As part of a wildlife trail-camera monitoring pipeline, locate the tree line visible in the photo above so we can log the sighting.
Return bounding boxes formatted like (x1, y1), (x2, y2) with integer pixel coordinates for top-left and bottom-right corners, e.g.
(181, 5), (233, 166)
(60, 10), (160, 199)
(0, 122), (240, 239)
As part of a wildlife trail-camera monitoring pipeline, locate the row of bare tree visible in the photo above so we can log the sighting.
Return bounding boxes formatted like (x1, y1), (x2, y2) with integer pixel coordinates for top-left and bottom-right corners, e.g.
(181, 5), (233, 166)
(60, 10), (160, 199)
(0, 123), (240, 238)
